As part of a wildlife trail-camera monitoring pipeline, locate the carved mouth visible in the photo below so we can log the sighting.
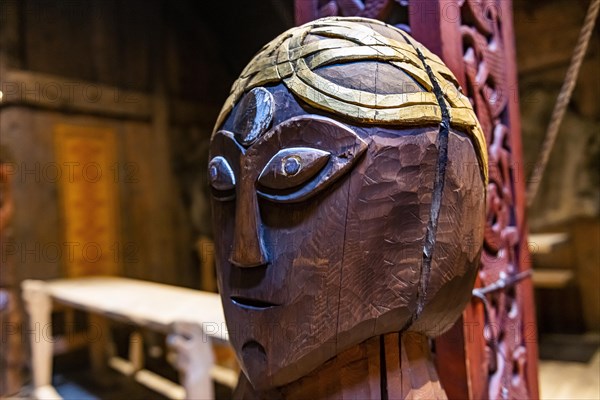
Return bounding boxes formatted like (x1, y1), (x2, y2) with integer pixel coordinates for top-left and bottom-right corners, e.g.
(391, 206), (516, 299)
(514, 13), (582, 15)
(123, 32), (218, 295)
(231, 296), (279, 310)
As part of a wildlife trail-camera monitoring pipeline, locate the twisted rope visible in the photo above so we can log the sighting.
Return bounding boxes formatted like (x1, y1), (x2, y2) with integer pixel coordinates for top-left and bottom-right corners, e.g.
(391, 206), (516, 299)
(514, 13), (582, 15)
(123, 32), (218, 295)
(527, 0), (600, 207)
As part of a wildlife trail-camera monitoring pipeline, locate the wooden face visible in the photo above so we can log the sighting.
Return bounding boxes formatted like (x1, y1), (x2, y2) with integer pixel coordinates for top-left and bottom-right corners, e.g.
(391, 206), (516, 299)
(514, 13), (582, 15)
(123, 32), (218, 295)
(209, 85), (485, 390)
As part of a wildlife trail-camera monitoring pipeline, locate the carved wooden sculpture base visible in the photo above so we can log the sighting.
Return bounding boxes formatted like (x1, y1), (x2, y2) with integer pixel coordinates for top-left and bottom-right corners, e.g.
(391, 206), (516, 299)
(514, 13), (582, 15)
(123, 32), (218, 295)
(235, 332), (447, 400)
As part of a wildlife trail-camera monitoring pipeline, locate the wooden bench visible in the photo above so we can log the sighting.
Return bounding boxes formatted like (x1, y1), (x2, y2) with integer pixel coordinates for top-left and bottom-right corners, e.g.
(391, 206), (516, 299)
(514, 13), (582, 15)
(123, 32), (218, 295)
(21, 276), (235, 400)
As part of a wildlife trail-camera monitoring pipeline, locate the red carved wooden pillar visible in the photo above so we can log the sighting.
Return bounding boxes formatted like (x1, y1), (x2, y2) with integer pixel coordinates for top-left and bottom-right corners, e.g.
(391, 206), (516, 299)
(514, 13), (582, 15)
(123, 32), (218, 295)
(294, 1), (539, 398)
(0, 146), (23, 396)
(409, 1), (539, 399)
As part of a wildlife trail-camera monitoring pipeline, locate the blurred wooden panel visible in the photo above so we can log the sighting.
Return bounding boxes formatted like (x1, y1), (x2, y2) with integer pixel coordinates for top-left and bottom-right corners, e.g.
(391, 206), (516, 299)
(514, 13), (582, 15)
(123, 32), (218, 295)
(0, 70), (152, 119)
(23, 0), (95, 81)
(514, 1), (597, 74)
(22, 0), (154, 90)
(54, 124), (120, 277)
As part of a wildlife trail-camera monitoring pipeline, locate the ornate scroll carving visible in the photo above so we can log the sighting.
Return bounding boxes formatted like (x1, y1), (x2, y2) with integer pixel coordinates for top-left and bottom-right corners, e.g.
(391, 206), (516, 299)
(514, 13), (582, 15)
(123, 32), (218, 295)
(295, 0), (397, 25)
(461, 1), (534, 398)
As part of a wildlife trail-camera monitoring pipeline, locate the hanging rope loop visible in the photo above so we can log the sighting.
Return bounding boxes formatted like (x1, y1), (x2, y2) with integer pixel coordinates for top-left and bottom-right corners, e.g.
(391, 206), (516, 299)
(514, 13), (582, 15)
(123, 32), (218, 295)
(526, 0), (600, 207)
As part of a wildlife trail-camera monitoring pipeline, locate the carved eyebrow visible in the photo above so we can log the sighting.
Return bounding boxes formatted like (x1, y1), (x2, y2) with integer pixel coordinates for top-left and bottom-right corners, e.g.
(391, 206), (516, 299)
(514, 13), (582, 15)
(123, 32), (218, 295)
(246, 115), (368, 203)
(247, 115), (365, 151)
(208, 130), (243, 202)
(210, 115), (367, 203)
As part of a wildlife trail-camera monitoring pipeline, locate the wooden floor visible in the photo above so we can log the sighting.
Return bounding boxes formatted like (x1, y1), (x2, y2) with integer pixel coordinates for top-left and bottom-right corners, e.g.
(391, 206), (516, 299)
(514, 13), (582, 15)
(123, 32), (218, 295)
(539, 349), (600, 399)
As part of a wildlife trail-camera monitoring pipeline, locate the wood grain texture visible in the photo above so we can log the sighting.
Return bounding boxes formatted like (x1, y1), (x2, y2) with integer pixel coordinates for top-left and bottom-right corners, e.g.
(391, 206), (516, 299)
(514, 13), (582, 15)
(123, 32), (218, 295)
(234, 332), (447, 399)
(211, 18), (486, 398)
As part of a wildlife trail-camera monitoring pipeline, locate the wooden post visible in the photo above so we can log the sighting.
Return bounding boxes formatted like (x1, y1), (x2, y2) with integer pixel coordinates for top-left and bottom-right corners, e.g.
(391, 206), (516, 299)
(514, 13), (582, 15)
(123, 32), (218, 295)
(21, 280), (63, 400)
(168, 321), (215, 400)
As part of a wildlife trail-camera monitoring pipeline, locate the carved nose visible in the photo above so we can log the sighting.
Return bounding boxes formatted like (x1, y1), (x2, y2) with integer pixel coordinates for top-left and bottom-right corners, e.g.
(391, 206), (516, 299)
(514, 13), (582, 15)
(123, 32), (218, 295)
(229, 186), (268, 268)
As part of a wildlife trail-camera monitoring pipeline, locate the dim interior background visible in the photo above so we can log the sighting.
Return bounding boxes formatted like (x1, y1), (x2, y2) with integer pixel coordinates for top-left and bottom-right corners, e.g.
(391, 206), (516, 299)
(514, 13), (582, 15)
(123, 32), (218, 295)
(0, 0), (598, 399)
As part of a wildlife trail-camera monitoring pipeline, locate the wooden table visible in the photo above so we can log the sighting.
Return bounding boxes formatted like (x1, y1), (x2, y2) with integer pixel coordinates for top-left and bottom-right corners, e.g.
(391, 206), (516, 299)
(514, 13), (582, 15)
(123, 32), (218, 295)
(21, 276), (234, 400)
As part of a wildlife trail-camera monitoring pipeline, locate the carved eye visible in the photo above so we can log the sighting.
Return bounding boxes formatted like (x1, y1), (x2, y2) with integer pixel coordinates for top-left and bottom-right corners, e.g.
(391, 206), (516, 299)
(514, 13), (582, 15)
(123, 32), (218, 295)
(208, 156), (236, 199)
(258, 147), (330, 190)
(251, 116), (367, 203)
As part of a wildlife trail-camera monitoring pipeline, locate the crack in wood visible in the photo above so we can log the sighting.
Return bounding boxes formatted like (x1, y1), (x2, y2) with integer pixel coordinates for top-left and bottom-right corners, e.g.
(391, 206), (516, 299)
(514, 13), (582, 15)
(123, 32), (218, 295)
(410, 44), (451, 323)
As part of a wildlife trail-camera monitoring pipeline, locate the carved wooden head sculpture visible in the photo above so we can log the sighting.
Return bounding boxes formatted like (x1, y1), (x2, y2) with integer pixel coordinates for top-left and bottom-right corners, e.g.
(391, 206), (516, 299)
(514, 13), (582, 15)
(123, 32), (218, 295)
(209, 17), (487, 391)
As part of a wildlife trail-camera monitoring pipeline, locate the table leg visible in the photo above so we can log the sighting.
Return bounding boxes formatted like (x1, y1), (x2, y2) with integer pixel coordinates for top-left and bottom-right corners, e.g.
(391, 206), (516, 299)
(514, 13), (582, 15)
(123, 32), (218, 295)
(21, 280), (62, 400)
(88, 313), (110, 374)
(168, 321), (215, 400)
(129, 330), (144, 372)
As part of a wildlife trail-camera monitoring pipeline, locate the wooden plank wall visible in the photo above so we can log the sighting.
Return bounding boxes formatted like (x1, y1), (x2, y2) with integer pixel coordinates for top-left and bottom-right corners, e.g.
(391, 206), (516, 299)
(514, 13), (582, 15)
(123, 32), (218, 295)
(0, 0), (212, 286)
(0, 0), (294, 287)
